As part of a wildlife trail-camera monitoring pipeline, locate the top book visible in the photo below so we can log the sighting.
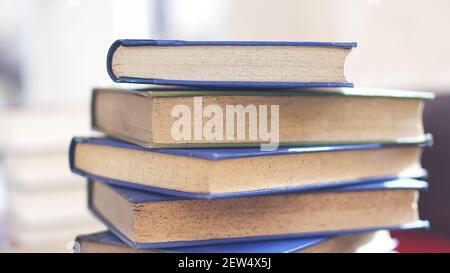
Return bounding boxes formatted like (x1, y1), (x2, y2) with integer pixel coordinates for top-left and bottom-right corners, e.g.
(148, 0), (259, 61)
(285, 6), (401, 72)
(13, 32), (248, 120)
(107, 39), (356, 87)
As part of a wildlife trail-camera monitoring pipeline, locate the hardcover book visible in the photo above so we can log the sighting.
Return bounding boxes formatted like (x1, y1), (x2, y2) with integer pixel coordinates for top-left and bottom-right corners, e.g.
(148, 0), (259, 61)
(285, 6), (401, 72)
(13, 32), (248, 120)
(75, 230), (401, 253)
(107, 39), (356, 87)
(87, 178), (427, 248)
(70, 136), (430, 198)
(92, 87), (434, 148)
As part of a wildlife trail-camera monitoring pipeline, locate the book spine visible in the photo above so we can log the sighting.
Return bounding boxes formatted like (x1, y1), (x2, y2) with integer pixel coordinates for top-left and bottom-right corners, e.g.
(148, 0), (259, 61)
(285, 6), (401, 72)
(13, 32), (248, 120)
(90, 89), (99, 131)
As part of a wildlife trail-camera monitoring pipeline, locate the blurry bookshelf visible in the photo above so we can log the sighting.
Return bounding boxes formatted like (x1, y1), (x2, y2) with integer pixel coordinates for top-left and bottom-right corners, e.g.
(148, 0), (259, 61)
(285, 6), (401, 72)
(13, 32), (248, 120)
(0, 0), (155, 252)
(0, 105), (104, 252)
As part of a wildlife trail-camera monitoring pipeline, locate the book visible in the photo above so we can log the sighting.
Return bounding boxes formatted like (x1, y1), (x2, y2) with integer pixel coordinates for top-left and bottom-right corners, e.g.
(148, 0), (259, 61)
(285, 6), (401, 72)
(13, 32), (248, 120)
(74, 231), (399, 253)
(5, 152), (84, 191)
(8, 225), (102, 253)
(92, 87), (434, 148)
(107, 39), (356, 87)
(0, 105), (92, 155)
(9, 188), (98, 229)
(70, 136), (430, 198)
(88, 178), (427, 248)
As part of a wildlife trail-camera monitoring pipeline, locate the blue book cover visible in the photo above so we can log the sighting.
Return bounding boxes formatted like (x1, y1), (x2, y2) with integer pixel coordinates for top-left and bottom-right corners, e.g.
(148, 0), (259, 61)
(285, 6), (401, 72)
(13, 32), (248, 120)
(87, 178), (428, 249)
(107, 39), (357, 88)
(76, 231), (331, 253)
(70, 136), (431, 199)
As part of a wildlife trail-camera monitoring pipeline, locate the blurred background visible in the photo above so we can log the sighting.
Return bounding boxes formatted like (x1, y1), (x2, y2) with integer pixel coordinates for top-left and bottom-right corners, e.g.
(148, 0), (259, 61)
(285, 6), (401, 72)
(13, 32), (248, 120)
(0, 0), (450, 252)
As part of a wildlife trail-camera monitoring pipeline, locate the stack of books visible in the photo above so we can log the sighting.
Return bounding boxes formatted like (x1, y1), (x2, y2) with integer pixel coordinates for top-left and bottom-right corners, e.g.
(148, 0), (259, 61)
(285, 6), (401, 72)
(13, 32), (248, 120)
(71, 39), (433, 253)
(0, 106), (102, 252)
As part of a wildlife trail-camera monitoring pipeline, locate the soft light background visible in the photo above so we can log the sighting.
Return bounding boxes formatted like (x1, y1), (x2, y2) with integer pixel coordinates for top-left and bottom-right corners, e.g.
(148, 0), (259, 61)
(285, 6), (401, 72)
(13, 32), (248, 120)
(0, 0), (449, 252)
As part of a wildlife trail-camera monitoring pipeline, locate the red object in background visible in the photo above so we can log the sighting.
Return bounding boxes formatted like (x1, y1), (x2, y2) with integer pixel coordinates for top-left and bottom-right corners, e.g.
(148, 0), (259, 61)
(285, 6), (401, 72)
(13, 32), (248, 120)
(391, 231), (450, 253)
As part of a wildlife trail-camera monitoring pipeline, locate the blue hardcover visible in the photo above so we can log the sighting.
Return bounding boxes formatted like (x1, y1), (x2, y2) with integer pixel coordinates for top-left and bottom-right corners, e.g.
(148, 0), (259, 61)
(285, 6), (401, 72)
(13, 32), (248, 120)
(76, 231), (328, 253)
(88, 178), (428, 249)
(107, 39), (357, 88)
(70, 135), (432, 161)
(70, 136), (431, 199)
(91, 178), (428, 203)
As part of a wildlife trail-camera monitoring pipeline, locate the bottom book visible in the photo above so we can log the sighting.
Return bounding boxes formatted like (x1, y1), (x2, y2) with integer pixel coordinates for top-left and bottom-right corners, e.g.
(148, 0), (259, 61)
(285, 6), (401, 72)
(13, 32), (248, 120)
(75, 230), (397, 253)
